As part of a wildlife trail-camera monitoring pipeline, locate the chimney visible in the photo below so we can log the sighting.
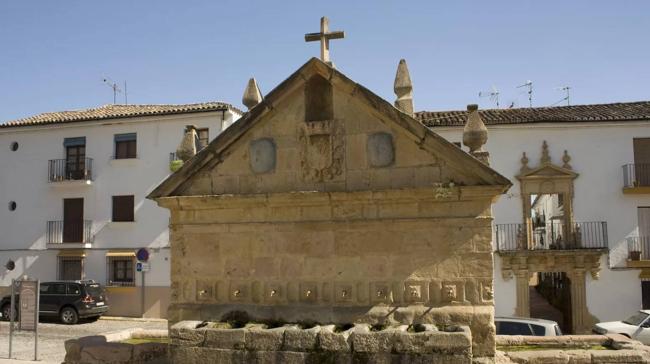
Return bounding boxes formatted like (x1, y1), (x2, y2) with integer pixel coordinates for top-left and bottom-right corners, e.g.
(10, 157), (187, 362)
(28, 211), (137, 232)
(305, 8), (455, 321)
(176, 125), (199, 162)
(462, 104), (490, 165)
(242, 78), (263, 110)
(393, 59), (414, 116)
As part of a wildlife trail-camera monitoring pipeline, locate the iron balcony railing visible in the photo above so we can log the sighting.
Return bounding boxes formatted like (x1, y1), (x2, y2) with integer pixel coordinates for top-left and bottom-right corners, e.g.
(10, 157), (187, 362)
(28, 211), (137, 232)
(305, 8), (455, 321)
(495, 221), (608, 252)
(623, 164), (650, 188)
(48, 158), (93, 182)
(46, 220), (93, 244)
(169, 152), (179, 163)
(627, 236), (650, 261)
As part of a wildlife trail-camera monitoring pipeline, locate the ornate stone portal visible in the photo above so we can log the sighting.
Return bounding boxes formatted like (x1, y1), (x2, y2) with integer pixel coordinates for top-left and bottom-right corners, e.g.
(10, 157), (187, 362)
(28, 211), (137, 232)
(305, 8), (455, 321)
(499, 141), (606, 334)
(148, 58), (511, 358)
(517, 141), (579, 249)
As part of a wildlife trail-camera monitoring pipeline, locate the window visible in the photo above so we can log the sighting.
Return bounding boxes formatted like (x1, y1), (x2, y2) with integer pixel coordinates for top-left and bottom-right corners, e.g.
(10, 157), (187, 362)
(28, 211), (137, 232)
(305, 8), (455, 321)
(530, 324), (546, 336)
(114, 133), (137, 159)
(107, 257), (135, 286)
(112, 195), (135, 222)
(58, 257), (82, 280)
(67, 284), (81, 296)
(40, 284), (50, 294)
(51, 283), (66, 295)
(197, 128), (209, 150)
(64, 137), (87, 180)
(496, 321), (533, 335)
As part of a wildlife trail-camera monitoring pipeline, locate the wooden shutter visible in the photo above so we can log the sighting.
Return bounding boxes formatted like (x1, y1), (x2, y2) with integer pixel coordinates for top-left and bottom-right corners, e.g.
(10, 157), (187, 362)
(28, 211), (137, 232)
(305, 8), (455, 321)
(112, 195), (134, 222)
(114, 133), (137, 159)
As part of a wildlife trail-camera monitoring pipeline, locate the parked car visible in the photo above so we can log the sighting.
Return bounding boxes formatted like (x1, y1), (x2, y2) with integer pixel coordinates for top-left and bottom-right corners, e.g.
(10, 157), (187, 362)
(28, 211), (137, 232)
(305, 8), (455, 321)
(496, 316), (563, 336)
(592, 310), (650, 344)
(0, 280), (109, 324)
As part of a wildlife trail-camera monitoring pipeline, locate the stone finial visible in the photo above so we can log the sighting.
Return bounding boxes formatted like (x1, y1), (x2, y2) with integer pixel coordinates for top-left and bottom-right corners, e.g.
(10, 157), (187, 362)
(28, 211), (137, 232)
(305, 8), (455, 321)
(541, 140), (551, 164)
(176, 125), (198, 162)
(462, 104), (489, 164)
(393, 59), (414, 116)
(520, 152), (530, 173)
(562, 150), (572, 170)
(242, 78), (263, 110)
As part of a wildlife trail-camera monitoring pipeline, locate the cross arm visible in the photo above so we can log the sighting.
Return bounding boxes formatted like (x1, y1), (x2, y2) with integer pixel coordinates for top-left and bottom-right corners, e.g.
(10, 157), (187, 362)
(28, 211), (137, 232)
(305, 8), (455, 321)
(304, 31), (345, 42)
(304, 33), (323, 42)
(325, 31), (344, 40)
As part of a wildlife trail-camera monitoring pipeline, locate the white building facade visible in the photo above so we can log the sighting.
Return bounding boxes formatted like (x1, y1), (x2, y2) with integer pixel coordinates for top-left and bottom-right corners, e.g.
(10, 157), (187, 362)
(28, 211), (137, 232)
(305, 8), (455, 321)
(0, 103), (241, 318)
(420, 101), (650, 333)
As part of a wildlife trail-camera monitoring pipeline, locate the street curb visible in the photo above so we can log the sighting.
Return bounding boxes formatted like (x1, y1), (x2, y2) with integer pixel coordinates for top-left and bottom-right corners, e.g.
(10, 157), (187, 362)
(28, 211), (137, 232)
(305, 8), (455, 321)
(99, 316), (167, 323)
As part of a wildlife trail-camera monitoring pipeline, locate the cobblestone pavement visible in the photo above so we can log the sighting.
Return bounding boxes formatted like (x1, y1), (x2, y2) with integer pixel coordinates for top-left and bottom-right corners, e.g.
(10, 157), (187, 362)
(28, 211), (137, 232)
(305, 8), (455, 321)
(0, 318), (167, 363)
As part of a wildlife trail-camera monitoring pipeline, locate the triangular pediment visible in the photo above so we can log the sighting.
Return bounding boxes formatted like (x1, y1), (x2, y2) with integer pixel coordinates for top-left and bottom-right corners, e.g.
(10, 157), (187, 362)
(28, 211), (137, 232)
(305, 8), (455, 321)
(517, 163), (578, 180)
(148, 58), (511, 199)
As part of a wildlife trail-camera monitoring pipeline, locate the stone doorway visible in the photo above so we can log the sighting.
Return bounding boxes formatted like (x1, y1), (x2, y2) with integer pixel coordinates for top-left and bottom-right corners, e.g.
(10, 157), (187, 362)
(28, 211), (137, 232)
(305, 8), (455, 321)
(530, 272), (572, 333)
(501, 250), (602, 334)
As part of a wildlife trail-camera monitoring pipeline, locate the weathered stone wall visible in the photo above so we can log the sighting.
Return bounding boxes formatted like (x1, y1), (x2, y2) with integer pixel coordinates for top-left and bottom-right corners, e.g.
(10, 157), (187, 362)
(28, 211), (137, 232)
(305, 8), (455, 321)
(161, 187), (497, 356)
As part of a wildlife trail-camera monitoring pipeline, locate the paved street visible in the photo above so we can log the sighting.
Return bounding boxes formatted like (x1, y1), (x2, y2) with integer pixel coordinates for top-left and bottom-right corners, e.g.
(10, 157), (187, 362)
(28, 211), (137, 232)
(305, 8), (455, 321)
(0, 318), (167, 363)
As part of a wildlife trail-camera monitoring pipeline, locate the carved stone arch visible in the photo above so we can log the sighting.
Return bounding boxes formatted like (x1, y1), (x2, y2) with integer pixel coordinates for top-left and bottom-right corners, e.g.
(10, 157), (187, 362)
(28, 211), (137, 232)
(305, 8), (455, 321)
(517, 141), (579, 249)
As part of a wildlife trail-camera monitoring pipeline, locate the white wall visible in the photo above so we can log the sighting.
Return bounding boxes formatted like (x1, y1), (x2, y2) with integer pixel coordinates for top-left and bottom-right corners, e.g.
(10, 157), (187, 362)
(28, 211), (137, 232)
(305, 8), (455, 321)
(435, 121), (650, 320)
(587, 255), (640, 321)
(0, 110), (239, 288)
(493, 254), (517, 317)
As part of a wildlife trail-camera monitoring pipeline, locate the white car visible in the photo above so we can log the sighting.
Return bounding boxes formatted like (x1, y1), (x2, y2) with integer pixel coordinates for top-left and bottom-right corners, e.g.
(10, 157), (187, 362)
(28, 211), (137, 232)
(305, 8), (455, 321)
(593, 310), (650, 344)
(496, 316), (562, 336)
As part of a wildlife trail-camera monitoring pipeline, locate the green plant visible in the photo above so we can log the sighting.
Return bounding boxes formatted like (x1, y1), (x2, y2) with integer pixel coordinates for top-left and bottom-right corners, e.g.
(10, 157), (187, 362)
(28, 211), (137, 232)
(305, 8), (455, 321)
(169, 159), (183, 172)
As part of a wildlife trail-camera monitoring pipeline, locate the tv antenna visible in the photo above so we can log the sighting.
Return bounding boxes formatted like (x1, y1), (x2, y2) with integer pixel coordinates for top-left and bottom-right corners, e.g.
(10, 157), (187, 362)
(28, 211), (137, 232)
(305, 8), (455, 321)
(517, 80), (533, 107)
(102, 77), (128, 105)
(551, 86), (571, 106)
(479, 86), (500, 108)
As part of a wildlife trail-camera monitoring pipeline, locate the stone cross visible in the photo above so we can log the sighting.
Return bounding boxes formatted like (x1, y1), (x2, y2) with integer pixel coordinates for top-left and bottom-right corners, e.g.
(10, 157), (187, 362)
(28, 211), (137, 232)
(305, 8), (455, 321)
(304, 16), (344, 65)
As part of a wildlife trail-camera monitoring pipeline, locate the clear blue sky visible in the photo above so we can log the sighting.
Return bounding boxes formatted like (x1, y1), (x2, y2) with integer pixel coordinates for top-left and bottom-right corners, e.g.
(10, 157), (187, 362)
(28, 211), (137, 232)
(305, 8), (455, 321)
(1, 1), (649, 122)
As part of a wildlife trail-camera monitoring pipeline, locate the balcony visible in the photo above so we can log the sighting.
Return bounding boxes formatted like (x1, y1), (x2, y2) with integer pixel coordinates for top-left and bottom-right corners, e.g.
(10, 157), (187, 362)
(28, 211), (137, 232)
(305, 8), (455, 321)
(48, 158), (93, 184)
(627, 237), (650, 268)
(46, 220), (93, 248)
(495, 221), (608, 252)
(169, 152), (183, 172)
(622, 164), (650, 193)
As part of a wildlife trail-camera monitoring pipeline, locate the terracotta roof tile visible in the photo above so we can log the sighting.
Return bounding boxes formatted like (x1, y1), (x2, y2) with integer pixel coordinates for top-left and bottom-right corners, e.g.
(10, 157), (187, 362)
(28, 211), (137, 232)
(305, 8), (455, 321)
(1, 102), (243, 128)
(416, 101), (650, 127)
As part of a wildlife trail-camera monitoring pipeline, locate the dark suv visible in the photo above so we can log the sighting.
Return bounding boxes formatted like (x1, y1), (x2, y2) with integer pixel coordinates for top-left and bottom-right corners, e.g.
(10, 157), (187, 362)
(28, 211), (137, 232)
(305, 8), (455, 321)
(0, 280), (109, 324)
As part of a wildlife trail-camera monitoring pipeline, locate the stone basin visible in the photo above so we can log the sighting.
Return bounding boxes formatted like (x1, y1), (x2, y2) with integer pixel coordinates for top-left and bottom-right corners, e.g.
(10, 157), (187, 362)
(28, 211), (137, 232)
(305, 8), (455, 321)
(169, 320), (473, 363)
(63, 328), (169, 364)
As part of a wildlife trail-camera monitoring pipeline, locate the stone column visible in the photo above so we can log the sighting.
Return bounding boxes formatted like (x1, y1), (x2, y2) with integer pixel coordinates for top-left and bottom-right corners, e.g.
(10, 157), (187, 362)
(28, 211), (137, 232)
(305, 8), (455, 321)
(514, 270), (530, 317)
(570, 269), (588, 334)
